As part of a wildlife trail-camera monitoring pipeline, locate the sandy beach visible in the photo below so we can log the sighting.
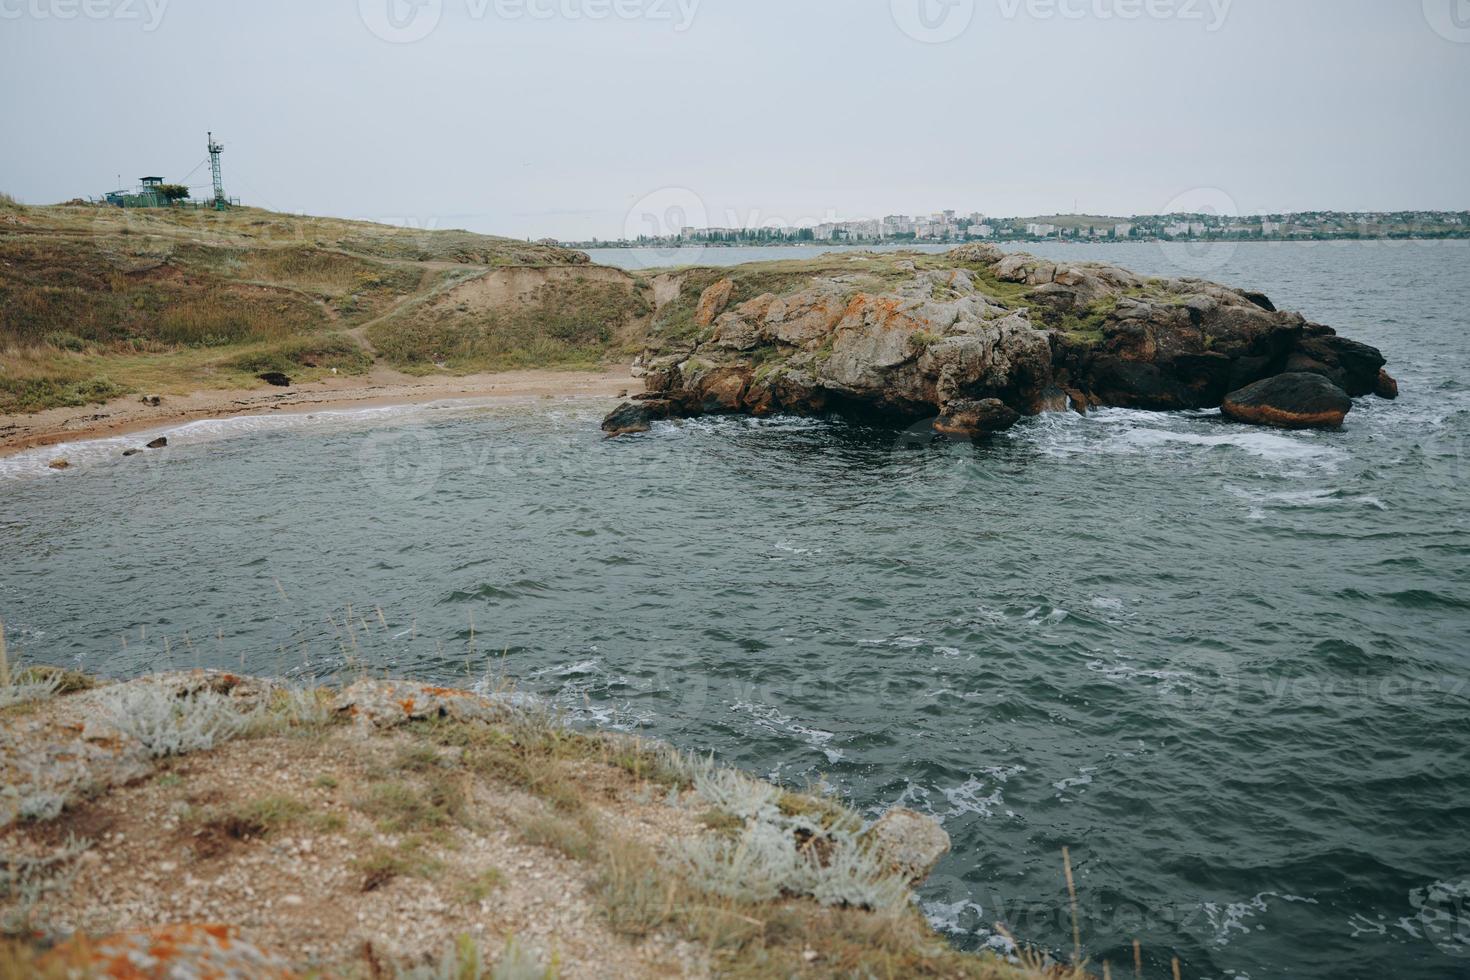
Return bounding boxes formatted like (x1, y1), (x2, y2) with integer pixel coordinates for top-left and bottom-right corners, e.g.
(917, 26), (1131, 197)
(0, 366), (638, 459)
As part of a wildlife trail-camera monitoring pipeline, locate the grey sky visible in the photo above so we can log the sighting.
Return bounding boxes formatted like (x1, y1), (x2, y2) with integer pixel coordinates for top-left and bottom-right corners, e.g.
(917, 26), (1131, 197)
(2, 0), (1468, 240)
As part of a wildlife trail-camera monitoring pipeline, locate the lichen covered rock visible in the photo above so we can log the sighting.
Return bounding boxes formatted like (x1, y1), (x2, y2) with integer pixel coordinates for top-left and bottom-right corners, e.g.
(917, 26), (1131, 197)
(43, 924), (297, 978)
(865, 808), (951, 885)
(612, 245), (1396, 436)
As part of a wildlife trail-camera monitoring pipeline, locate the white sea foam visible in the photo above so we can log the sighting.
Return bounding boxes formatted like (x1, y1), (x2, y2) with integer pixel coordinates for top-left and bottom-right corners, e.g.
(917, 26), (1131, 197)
(1226, 485), (1391, 521)
(0, 399), (503, 482)
(1052, 767), (1096, 801)
(922, 895), (1016, 954)
(1017, 407), (1349, 476)
(1086, 655), (1194, 694)
(1203, 893), (1319, 947)
(731, 700), (843, 763)
(941, 766), (1026, 820)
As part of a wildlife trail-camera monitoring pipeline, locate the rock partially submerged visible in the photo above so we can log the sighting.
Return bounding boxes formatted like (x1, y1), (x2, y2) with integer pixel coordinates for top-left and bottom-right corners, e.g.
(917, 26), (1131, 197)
(603, 244), (1397, 436)
(1222, 372), (1354, 430)
(866, 807), (952, 885)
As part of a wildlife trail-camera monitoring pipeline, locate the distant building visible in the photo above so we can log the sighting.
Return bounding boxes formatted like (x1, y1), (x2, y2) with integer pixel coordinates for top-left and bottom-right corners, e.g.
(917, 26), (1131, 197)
(104, 176), (170, 209)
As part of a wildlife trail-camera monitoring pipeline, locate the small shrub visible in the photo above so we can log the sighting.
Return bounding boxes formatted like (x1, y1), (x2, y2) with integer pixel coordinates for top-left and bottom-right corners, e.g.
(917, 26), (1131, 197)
(265, 687), (337, 731)
(225, 334), (372, 377)
(101, 683), (253, 758)
(460, 868), (504, 904)
(0, 834), (90, 935)
(0, 649), (64, 711)
(355, 776), (464, 833)
(0, 374), (131, 415)
(398, 933), (552, 980)
(395, 744), (444, 773)
(516, 812), (595, 862)
(184, 795), (306, 845)
(354, 838), (441, 893)
(598, 838), (677, 940)
(468, 744), (582, 814)
(676, 769), (910, 913)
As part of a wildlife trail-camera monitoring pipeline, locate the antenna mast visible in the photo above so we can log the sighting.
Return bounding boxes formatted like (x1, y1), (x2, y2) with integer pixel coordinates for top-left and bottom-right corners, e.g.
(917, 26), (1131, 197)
(207, 132), (227, 210)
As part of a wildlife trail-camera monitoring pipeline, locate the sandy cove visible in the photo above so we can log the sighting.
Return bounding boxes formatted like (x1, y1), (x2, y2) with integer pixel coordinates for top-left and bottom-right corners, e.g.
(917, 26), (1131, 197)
(0, 366), (639, 459)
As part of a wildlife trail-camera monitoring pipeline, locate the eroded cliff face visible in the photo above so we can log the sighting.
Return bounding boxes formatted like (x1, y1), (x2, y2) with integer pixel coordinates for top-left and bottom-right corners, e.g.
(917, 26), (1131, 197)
(605, 243), (1396, 435)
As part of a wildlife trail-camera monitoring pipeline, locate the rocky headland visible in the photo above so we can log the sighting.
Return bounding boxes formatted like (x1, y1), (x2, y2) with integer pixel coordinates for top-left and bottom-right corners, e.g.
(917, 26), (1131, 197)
(603, 243), (1397, 437)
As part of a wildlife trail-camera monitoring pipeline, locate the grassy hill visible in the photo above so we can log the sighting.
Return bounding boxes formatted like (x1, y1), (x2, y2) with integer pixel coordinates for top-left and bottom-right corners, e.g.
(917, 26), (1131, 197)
(0, 198), (651, 413)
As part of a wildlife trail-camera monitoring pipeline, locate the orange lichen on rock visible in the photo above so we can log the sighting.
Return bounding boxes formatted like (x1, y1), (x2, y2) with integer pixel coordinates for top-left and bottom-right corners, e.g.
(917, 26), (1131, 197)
(42, 924), (295, 979)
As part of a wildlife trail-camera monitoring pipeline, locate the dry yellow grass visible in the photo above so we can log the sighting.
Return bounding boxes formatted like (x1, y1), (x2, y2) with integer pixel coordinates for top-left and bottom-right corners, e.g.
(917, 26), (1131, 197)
(1, 674), (1097, 978)
(0, 203), (604, 413)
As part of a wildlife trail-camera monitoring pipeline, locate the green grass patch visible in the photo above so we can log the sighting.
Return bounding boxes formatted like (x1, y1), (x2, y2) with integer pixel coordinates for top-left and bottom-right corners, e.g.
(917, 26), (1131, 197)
(354, 776), (466, 833)
(353, 836), (444, 892)
(0, 372), (130, 414)
(370, 277), (647, 372)
(461, 868), (505, 903)
(223, 333), (372, 377)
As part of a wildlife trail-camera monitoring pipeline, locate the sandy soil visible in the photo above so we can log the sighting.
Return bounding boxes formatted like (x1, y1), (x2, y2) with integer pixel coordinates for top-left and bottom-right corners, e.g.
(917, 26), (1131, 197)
(0, 675), (709, 977)
(0, 366), (639, 459)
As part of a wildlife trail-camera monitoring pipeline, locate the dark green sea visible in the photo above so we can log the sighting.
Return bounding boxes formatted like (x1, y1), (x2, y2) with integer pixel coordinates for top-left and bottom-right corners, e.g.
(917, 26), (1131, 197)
(3, 241), (1467, 979)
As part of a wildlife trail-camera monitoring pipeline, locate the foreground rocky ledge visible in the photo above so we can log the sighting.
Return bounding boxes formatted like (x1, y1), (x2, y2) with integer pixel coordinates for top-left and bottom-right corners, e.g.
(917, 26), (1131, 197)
(604, 244), (1397, 437)
(0, 670), (1081, 979)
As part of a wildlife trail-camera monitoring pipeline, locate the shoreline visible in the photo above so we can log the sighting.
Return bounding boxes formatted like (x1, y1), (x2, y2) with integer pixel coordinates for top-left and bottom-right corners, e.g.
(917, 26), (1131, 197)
(0, 670), (996, 979)
(0, 366), (638, 460)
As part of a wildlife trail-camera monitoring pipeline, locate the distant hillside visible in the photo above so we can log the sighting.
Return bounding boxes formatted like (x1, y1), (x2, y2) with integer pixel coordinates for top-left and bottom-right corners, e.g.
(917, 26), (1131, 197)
(0, 201), (652, 413)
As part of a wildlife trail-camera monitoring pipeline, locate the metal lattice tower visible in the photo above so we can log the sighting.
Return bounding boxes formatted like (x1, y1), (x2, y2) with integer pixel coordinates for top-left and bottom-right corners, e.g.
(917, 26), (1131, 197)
(207, 132), (226, 209)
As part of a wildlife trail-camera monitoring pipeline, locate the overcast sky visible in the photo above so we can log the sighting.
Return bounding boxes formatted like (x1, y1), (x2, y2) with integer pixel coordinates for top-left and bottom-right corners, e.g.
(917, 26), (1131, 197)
(2, 0), (1468, 239)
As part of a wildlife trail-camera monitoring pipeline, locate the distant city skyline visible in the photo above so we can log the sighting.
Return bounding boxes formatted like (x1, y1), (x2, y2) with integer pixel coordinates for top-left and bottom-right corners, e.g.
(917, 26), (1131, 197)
(3, 1), (1468, 240)
(566, 208), (1470, 246)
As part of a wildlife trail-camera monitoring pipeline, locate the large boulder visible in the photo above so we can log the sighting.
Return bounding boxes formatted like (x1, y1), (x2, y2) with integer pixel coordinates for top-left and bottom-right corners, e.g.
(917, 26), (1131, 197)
(1286, 334), (1388, 397)
(601, 399), (675, 437)
(934, 398), (1021, 439)
(1221, 373), (1353, 430)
